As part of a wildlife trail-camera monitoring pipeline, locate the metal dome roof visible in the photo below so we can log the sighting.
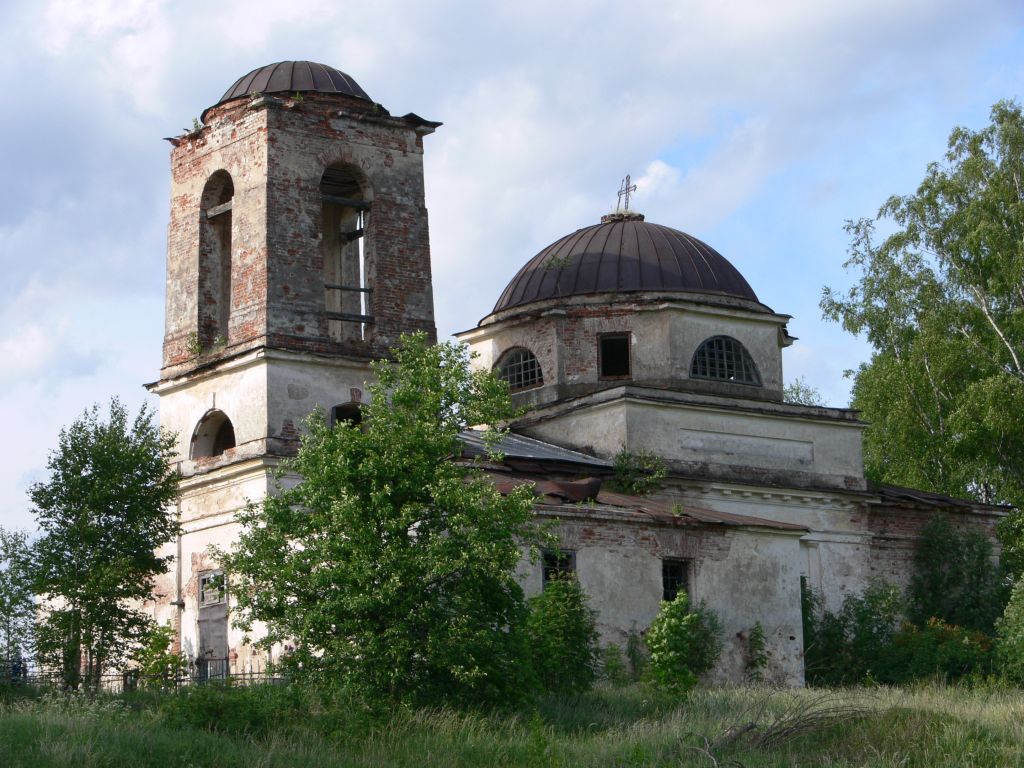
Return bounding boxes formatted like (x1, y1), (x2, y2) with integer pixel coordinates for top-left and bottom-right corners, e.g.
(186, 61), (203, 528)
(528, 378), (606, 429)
(492, 214), (759, 314)
(212, 61), (371, 109)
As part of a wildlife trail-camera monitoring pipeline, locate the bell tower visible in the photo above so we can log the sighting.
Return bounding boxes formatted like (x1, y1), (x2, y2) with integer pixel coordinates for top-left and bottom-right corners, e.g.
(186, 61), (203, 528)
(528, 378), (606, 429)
(147, 61), (439, 664)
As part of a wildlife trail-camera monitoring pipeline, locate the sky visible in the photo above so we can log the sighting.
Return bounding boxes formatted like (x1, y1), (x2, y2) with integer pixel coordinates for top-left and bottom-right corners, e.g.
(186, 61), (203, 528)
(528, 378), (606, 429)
(1, 0), (1022, 531)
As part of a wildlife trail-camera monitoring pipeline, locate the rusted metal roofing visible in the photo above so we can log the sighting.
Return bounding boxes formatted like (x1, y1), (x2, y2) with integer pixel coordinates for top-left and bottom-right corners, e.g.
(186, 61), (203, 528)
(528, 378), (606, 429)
(493, 217), (759, 314)
(459, 429), (611, 468)
(594, 490), (806, 531)
(213, 61), (371, 109)
(487, 476), (805, 532)
(875, 483), (1010, 512)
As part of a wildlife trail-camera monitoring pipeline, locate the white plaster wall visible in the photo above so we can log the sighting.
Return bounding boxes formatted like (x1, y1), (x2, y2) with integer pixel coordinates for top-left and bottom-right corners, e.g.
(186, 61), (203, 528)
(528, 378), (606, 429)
(673, 486), (876, 613)
(524, 397), (864, 484)
(460, 298), (787, 396)
(517, 522), (805, 686)
(159, 464), (274, 668)
(157, 357), (269, 464)
(264, 353), (374, 432)
(669, 307), (783, 391)
(697, 530), (805, 686)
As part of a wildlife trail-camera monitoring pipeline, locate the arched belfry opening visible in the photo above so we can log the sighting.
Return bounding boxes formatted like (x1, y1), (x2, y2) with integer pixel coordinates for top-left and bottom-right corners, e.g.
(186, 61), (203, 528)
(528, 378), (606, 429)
(198, 171), (234, 347)
(191, 410), (237, 459)
(321, 163), (372, 343)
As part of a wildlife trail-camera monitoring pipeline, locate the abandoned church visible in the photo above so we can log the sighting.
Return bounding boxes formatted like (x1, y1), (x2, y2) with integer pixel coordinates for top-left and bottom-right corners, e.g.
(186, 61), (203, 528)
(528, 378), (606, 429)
(145, 61), (1004, 685)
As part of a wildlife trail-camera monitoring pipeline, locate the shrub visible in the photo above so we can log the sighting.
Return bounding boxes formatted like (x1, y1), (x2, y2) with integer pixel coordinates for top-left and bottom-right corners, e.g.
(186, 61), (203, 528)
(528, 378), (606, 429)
(609, 448), (666, 495)
(625, 625), (647, 681)
(155, 683), (300, 736)
(745, 622), (768, 683)
(526, 577), (600, 694)
(996, 578), (1024, 684)
(803, 580), (902, 685)
(880, 619), (993, 683)
(132, 623), (187, 689)
(599, 644), (629, 687)
(909, 514), (1004, 632)
(645, 591), (722, 694)
(803, 580), (993, 685)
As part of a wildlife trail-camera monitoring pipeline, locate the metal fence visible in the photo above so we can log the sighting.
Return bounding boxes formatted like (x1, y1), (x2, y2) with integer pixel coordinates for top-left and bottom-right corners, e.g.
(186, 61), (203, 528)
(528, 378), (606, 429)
(1, 655), (283, 693)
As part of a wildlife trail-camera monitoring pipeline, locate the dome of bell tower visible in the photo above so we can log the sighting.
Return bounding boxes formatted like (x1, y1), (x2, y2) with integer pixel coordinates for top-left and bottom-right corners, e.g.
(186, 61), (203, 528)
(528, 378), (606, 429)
(210, 61), (372, 112)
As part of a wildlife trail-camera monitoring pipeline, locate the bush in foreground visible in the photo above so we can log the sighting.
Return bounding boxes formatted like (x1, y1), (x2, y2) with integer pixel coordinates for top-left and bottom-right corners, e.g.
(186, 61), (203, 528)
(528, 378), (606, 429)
(996, 578), (1024, 684)
(526, 577), (600, 694)
(645, 591), (722, 694)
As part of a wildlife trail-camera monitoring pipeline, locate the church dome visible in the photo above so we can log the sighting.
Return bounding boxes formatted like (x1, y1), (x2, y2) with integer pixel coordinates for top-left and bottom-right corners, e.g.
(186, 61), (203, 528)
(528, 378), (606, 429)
(492, 213), (759, 314)
(211, 61), (371, 110)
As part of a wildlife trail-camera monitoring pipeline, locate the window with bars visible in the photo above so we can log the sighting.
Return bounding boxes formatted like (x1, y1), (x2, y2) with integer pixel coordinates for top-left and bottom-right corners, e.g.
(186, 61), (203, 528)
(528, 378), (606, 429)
(690, 336), (761, 385)
(497, 348), (544, 392)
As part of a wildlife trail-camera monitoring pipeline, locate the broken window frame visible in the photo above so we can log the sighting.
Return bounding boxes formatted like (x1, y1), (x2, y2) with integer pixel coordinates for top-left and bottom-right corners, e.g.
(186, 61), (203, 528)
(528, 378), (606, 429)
(199, 570), (227, 607)
(496, 347), (544, 392)
(598, 332), (632, 379)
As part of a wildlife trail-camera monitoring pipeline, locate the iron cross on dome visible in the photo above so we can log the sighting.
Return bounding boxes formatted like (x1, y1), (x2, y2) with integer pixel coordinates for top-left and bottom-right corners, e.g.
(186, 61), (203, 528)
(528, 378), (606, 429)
(616, 174), (637, 212)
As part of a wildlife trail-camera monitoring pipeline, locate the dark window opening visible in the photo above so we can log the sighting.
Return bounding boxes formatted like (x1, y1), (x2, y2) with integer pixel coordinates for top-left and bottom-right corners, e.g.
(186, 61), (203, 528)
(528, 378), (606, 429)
(599, 334), (631, 378)
(191, 410), (236, 459)
(330, 403), (363, 427)
(662, 558), (691, 603)
(496, 348), (544, 392)
(212, 420), (236, 456)
(198, 171), (234, 348)
(542, 549), (577, 587)
(321, 163), (372, 343)
(690, 336), (761, 385)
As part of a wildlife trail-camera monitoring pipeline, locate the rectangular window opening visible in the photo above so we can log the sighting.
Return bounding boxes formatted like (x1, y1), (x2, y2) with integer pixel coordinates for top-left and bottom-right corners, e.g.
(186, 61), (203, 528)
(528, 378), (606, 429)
(599, 333), (631, 379)
(542, 549), (577, 587)
(662, 558), (690, 603)
(199, 570), (227, 607)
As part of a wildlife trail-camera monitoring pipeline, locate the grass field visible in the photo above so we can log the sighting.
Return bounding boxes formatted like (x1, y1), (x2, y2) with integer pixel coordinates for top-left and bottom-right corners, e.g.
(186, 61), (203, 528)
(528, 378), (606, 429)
(3, 682), (1023, 767)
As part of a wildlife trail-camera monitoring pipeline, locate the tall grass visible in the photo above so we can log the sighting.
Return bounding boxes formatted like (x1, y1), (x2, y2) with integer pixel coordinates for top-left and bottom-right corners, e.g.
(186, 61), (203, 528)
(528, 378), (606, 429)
(3, 683), (1023, 767)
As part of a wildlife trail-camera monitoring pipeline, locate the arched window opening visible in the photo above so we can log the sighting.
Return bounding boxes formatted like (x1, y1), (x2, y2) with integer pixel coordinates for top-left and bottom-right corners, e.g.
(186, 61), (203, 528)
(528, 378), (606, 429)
(321, 163), (372, 343)
(330, 403), (363, 427)
(198, 171), (234, 348)
(496, 348), (544, 392)
(191, 410), (237, 459)
(690, 336), (761, 385)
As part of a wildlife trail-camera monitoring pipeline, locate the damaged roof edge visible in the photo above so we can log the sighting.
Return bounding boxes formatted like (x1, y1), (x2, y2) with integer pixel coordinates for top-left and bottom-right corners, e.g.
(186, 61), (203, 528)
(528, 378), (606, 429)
(459, 429), (612, 468)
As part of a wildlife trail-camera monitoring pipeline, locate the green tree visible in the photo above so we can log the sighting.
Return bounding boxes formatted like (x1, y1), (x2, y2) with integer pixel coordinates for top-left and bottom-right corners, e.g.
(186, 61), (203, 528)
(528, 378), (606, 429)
(30, 399), (179, 690)
(908, 514), (1003, 632)
(821, 101), (1024, 573)
(996, 578), (1024, 684)
(132, 623), (187, 689)
(783, 377), (825, 406)
(221, 333), (539, 706)
(645, 591), (722, 694)
(802, 580), (903, 685)
(0, 528), (35, 667)
(525, 577), (600, 694)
